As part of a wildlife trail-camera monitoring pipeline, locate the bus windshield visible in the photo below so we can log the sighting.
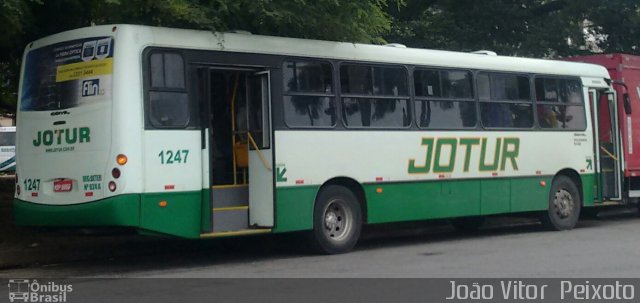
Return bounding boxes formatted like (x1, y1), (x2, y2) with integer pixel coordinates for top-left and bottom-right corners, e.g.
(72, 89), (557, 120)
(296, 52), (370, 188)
(20, 36), (114, 111)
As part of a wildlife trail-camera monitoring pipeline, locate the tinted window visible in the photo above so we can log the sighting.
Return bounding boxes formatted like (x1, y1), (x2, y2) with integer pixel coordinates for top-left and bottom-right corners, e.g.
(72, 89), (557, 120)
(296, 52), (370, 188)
(0, 132), (15, 146)
(535, 78), (558, 102)
(415, 100), (476, 128)
(342, 98), (409, 127)
(284, 96), (336, 127)
(477, 73), (491, 101)
(147, 52), (190, 128)
(149, 92), (189, 127)
(341, 64), (408, 96)
(537, 105), (586, 130)
(479, 73), (532, 129)
(283, 61), (333, 93)
(414, 69), (475, 129)
(442, 71), (473, 99)
(150, 53), (185, 89)
(414, 70), (441, 97)
(535, 77), (585, 130)
(20, 37), (114, 112)
(480, 103), (533, 128)
(282, 60), (336, 128)
(491, 74), (529, 100)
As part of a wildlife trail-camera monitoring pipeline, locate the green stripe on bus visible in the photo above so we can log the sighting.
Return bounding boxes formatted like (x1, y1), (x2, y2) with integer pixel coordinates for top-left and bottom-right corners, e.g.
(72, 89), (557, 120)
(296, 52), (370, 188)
(14, 191), (204, 239)
(274, 174), (594, 231)
(273, 185), (320, 233)
(14, 194), (141, 227)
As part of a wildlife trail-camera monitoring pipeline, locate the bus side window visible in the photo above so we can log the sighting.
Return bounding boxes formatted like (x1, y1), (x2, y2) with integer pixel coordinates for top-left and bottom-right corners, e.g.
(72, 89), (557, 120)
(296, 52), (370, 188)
(479, 72), (533, 129)
(282, 60), (336, 128)
(414, 68), (476, 129)
(534, 77), (586, 131)
(340, 64), (410, 128)
(147, 52), (190, 128)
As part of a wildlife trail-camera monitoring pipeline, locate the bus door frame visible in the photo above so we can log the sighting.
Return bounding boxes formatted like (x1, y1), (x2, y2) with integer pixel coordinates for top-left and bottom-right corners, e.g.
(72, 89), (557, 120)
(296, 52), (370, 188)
(197, 65), (275, 231)
(247, 70), (274, 227)
(590, 88), (623, 201)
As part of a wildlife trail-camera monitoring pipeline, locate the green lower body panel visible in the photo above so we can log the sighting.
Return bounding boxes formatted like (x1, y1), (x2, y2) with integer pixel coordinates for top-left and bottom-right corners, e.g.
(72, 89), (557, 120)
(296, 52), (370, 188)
(363, 176), (554, 224)
(14, 194), (141, 227)
(14, 191), (203, 238)
(580, 173), (595, 207)
(273, 185), (319, 233)
(273, 176), (560, 229)
(140, 191), (202, 238)
(14, 174), (594, 238)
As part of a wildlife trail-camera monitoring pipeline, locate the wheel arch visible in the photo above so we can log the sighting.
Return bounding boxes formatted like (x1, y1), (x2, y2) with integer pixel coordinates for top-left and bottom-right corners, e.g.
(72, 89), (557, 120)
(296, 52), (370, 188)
(554, 168), (583, 205)
(317, 176), (368, 224)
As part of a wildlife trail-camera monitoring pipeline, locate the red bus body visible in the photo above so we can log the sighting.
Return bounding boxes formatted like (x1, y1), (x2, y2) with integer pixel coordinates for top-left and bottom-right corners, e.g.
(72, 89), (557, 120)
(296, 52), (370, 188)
(567, 54), (640, 178)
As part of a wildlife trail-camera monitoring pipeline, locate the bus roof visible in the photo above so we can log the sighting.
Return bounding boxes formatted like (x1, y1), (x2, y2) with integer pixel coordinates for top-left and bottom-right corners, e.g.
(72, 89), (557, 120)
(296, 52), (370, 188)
(29, 24), (611, 80)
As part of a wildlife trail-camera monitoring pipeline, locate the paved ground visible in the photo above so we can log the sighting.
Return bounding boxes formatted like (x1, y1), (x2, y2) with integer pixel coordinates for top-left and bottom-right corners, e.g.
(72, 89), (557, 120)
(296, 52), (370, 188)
(1, 208), (639, 278)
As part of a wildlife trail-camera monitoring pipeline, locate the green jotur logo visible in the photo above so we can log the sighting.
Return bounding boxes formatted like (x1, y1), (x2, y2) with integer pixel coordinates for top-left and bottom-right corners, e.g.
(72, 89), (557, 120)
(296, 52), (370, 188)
(33, 127), (90, 147)
(408, 137), (520, 174)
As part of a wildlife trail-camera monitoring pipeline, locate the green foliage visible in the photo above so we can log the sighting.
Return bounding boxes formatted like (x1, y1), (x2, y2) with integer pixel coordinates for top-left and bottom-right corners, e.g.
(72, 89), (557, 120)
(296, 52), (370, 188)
(386, 0), (640, 57)
(0, 0), (394, 113)
(1, 0), (640, 114)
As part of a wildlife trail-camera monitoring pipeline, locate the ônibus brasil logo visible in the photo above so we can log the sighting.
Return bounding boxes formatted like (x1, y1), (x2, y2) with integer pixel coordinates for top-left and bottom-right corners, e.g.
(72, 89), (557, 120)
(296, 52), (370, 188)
(7, 279), (73, 302)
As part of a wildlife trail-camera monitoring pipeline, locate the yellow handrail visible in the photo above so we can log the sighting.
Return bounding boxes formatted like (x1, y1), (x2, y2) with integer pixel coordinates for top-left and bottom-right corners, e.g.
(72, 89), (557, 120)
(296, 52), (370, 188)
(230, 73), (240, 184)
(247, 132), (272, 171)
(600, 146), (618, 161)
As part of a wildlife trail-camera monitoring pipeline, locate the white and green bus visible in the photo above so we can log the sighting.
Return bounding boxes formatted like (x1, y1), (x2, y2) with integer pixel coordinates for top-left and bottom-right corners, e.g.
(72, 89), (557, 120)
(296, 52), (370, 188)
(0, 126), (16, 172)
(14, 25), (625, 253)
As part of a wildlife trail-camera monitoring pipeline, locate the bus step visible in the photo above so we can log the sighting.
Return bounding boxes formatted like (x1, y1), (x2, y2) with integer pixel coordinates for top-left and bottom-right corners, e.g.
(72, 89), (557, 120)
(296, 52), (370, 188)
(212, 206), (249, 232)
(211, 184), (248, 208)
(200, 228), (271, 238)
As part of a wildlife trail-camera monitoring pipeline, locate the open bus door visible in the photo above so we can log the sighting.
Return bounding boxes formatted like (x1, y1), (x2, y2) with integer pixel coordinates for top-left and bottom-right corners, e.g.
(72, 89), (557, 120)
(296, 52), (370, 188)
(247, 71), (274, 227)
(198, 66), (274, 234)
(590, 89), (623, 201)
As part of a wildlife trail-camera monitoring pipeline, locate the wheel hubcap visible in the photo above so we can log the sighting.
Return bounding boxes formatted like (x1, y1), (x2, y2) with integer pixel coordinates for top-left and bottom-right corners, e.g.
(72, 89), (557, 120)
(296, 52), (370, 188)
(322, 199), (353, 242)
(554, 188), (574, 218)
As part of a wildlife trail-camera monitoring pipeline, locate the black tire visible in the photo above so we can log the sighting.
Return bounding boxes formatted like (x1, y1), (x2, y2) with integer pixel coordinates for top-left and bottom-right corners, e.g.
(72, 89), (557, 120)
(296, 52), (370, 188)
(309, 185), (362, 254)
(451, 216), (485, 233)
(541, 175), (581, 231)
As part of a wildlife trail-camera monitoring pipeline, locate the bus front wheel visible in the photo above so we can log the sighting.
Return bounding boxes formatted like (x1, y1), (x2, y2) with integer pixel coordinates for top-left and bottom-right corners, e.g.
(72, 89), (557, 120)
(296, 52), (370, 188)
(541, 176), (581, 231)
(310, 185), (362, 254)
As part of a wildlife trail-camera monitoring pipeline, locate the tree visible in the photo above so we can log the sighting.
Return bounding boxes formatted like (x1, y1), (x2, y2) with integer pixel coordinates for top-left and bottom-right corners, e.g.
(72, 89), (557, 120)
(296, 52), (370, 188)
(0, 0), (395, 113)
(385, 0), (640, 58)
(386, 0), (588, 57)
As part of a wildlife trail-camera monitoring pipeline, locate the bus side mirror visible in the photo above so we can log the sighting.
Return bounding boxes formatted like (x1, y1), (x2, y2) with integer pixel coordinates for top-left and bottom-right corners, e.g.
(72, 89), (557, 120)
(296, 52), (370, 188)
(623, 93), (632, 115)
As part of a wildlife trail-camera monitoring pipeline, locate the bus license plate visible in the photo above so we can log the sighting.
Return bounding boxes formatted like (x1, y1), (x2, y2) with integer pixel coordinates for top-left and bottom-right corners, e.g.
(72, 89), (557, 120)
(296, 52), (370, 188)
(53, 179), (73, 192)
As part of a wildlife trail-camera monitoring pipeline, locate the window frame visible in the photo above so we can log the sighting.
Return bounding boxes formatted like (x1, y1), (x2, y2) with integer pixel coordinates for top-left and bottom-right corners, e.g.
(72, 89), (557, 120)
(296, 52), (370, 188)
(281, 58), (337, 129)
(533, 75), (587, 131)
(338, 62), (412, 129)
(413, 67), (477, 130)
(477, 71), (535, 130)
(143, 48), (194, 130)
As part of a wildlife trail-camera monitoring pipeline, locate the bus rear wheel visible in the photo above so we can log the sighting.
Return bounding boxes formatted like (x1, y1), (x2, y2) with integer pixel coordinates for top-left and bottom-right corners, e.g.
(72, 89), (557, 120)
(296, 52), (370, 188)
(541, 176), (581, 231)
(310, 185), (362, 254)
